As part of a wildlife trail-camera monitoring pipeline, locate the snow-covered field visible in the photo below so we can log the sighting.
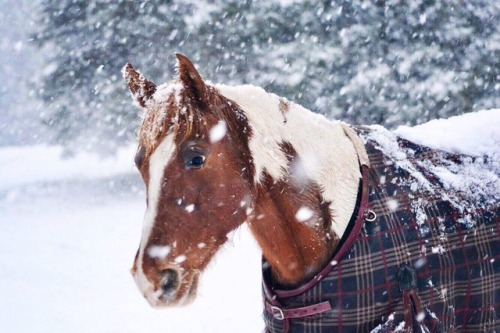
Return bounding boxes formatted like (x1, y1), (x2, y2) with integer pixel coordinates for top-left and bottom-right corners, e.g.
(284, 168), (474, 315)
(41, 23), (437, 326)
(0, 146), (263, 332)
(0, 109), (498, 332)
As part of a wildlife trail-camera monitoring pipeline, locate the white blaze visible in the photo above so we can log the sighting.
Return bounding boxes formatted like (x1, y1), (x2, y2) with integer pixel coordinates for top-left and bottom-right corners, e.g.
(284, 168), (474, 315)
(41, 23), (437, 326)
(134, 134), (177, 298)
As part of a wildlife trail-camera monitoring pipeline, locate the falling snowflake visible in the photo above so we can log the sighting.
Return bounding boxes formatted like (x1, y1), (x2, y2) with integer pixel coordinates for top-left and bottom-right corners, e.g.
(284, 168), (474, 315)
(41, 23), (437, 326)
(174, 255), (187, 264)
(147, 245), (171, 259)
(209, 121), (227, 143)
(295, 206), (314, 222)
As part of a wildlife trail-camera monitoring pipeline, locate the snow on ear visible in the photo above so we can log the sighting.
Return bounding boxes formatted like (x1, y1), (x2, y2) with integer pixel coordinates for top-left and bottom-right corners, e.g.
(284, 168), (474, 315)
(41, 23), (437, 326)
(175, 53), (207, 105)
(122, 63), (157, 108)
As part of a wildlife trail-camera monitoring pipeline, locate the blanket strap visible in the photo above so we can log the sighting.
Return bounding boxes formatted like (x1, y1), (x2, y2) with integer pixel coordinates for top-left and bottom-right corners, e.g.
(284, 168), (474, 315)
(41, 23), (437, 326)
(397, 263), (444, 333)
(264, 300), (332, 320)
(403, 289), (424, 332)
(398, 264), (421, 331)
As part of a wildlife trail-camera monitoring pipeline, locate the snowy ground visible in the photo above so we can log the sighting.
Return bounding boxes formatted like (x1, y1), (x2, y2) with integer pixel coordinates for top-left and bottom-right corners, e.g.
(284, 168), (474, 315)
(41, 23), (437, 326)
(0, 146), (263, 332)
(0, 109), (498, 332)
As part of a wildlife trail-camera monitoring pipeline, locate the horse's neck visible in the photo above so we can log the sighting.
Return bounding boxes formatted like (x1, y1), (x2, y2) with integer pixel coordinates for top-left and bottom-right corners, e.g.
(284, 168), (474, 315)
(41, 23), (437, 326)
(217, 84), (363, 234)
(216, 84), (364, 286)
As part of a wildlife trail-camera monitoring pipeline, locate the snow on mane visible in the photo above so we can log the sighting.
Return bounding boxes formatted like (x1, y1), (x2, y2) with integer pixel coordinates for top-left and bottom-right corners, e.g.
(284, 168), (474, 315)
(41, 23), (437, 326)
(151, 81), (184, 108)
(137, 80), (187, 157)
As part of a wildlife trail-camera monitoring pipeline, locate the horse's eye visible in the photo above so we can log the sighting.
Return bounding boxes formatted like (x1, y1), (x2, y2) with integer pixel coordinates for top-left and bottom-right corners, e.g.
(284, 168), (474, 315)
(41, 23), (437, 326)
(185, 155), (206, 169)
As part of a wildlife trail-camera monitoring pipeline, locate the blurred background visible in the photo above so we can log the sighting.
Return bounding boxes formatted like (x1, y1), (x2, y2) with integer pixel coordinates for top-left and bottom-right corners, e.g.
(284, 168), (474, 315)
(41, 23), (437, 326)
(1, 0), (498, 153)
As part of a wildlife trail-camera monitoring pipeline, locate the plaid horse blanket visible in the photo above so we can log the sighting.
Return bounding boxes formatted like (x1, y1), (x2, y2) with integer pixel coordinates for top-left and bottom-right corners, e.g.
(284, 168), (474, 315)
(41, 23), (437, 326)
(262, 126), (500, 333)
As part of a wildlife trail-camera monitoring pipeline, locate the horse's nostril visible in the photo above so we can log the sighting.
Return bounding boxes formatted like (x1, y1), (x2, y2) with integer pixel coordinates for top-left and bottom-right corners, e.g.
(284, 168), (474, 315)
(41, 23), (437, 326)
(160, 269), (180, 295)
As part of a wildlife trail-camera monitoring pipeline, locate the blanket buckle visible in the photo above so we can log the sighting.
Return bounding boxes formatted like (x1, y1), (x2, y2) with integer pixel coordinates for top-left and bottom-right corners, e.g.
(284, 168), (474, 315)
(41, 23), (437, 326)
(270, 305), (285, 320)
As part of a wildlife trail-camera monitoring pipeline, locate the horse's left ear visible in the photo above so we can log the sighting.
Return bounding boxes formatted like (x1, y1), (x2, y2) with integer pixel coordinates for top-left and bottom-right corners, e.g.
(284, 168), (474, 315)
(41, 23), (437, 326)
(123, 63), (157, 108)
(176, 53), (207, 104)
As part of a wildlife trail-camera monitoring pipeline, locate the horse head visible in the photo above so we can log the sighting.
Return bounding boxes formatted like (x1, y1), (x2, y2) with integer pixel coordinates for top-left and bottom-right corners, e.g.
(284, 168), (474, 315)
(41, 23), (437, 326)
(124, 53), (365, 309)
(124, 54), (254, 307)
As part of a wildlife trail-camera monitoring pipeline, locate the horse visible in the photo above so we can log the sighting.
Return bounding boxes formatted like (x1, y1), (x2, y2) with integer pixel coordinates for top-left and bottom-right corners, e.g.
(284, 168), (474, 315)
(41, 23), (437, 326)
(123, 54), (499, 333)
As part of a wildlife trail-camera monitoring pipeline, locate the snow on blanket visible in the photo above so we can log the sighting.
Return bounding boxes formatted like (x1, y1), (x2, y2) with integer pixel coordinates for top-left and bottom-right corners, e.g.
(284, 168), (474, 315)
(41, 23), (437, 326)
(362, 109), (499, 229)
(395, 109), (500, 157)
(396, 109), (500, 201)
(395, 109), (500, 211)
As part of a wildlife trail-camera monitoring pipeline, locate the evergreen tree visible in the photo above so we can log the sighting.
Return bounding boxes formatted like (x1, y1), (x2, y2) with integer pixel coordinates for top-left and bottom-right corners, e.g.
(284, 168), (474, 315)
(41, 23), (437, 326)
(33, 0), (200, 152)
(33, 0), (499, 152)
(0, 0), (45, 146)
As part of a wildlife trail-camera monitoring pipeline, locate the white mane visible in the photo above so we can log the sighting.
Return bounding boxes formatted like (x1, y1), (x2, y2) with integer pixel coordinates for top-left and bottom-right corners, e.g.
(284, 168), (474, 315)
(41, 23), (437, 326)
(215, 84), (366, 237)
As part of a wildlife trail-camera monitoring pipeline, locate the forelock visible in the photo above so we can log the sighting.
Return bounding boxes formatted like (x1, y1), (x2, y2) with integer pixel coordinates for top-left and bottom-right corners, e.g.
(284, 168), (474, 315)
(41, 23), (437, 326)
(138, 80), (196, 159)
(136, 81), (254, 184)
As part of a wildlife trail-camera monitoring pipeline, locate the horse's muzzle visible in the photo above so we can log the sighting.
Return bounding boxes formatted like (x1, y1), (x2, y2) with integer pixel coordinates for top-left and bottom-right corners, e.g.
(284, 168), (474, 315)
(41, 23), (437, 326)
(132, 263), (199, 308)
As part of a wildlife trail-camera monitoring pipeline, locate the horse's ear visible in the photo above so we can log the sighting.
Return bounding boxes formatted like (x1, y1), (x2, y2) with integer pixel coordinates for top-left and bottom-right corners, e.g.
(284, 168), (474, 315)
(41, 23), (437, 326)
(123, 63), (157, 108)
(176, 53), (207, 104)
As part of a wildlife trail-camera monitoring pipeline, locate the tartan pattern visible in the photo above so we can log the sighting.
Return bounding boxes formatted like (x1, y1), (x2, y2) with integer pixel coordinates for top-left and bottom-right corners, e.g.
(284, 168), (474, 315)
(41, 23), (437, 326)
(263, 128), (499, 333)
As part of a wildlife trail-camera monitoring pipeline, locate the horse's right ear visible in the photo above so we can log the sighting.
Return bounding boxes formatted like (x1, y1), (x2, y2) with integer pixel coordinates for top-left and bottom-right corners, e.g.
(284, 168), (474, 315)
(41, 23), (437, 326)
(122, 63), (157, 108)
(176, 53), (207, 105)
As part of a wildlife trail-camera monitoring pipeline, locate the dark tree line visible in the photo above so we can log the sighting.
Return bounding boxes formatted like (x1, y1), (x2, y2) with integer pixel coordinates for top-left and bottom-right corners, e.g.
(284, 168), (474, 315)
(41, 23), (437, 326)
(33, 0), (499, 152)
